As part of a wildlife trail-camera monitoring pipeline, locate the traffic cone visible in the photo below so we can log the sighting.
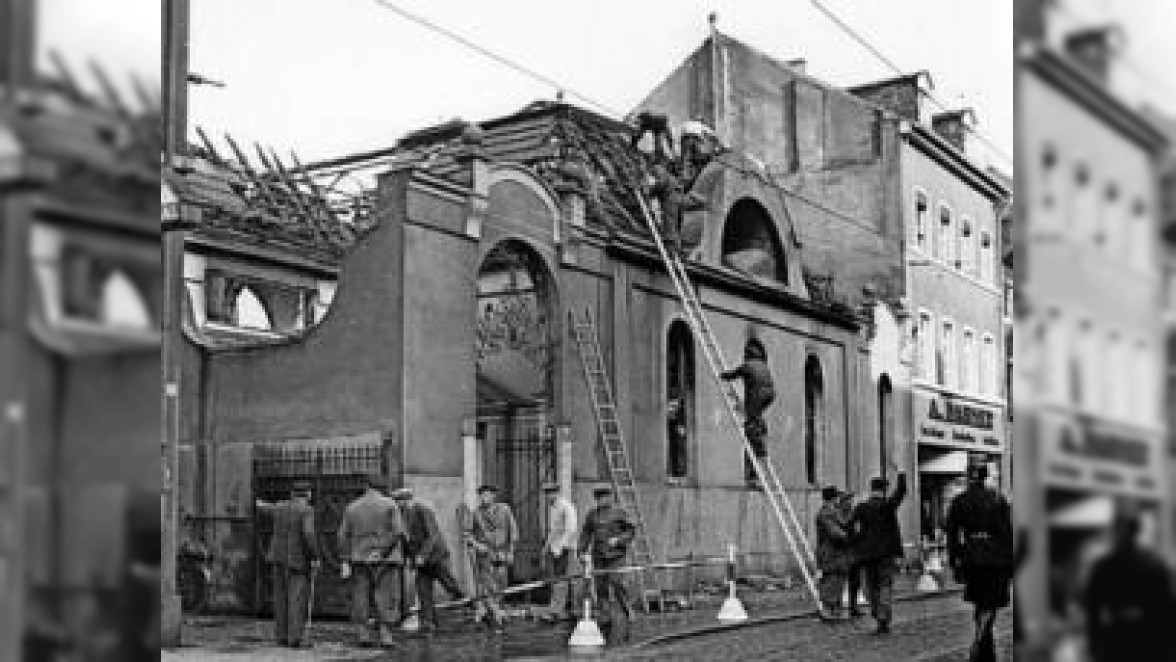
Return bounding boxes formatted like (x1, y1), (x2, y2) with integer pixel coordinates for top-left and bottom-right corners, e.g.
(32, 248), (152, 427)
(717, 544), (747, 623)
(569, 556), (605, 649)
(917, 547), (943, 592)
(401, 595), (420, 632)
(717, 580), (748, 623)
(842, 585), (868, 608)
(568, 596), (605, 648)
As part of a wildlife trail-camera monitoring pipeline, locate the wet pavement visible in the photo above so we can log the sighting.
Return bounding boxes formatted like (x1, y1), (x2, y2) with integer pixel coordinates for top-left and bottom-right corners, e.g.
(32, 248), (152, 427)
(163, 574), (962, 661)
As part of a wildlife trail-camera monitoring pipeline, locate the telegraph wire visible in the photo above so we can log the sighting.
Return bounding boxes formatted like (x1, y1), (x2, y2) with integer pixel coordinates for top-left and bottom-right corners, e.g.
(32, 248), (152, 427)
(807, 0), (1014, 169)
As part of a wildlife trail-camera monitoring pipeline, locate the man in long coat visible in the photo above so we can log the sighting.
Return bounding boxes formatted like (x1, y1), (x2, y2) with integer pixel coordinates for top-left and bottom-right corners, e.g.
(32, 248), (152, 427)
(945, 464), (1015, 662)
(815, 485), (854, 620)
(337, 474), (404, 647)
(467, 485), (518, 632)
(849, 471), (907, 634)
(256, 481), (320, 648)
(393, 488), (466, 633)
(1083, 506), (1176, 662)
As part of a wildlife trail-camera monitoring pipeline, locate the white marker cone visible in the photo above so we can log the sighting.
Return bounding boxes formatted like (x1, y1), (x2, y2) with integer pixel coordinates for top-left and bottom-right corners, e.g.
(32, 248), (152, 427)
(568, 597), (605, 648)
(717, 581), (747, 623)
(842, 585), (868, 607)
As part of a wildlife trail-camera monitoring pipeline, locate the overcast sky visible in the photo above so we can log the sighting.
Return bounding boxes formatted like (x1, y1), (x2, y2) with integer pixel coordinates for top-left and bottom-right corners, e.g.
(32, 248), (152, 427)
(33, 1), (1176, 171)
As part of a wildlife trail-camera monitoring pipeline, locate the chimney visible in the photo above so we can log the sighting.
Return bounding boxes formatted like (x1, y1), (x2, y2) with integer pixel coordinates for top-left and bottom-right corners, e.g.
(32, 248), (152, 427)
(931, 109), (975, 153)
(0, 0), (37, 90)
(786, 59), (807, 75)
(1064, 26), (1121, 84)
(1015, 0), (1049, 43)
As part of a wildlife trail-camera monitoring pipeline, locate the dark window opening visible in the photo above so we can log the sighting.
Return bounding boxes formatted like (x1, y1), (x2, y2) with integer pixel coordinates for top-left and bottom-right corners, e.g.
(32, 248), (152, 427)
(878, 375), (894, 482)
(721, 199), (789, 284)
(666, 321), (694, 479)
(804, 356), (824, 485)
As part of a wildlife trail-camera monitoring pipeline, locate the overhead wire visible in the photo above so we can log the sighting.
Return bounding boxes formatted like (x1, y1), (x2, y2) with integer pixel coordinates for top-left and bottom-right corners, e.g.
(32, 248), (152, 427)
(808, 0), (1014, 169)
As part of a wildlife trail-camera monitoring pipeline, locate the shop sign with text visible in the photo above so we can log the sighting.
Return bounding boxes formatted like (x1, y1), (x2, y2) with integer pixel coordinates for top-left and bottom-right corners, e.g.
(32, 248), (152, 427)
(916, 392), (1004, 451)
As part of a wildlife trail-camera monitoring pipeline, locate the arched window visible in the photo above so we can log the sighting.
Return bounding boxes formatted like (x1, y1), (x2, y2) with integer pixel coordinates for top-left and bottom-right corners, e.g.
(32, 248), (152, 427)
(878, 375), (893, 482)
(666, 321), (694, 480)
(100, 269), (152, 330)
(721, 198), (788, 283)
(233, 286), (272, 331)
(804, 356), (824, 486)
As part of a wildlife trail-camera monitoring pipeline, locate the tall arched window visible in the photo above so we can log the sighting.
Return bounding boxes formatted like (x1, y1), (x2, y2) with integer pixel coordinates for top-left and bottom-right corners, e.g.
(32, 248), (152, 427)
(666, 321), (694, 480)
(804, 356), (824, 486)
(233, 286), (272, 331)
(721, 198), (788, 283)
(878, 375), (893, 482)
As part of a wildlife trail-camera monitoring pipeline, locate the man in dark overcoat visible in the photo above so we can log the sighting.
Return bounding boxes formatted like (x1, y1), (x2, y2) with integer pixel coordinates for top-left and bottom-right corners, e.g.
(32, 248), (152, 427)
(849, 471), (907, 634)
(256, 481), (321, 648)
(945, 465), (1015, 662)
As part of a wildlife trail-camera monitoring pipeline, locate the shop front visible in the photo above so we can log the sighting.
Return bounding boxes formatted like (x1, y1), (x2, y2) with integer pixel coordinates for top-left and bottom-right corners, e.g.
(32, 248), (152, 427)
(912, 389), (1007, 543)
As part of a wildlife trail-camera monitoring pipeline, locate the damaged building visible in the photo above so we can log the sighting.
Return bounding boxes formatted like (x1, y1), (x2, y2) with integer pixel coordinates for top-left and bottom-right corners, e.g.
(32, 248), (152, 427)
(172, 27), (1007, 615)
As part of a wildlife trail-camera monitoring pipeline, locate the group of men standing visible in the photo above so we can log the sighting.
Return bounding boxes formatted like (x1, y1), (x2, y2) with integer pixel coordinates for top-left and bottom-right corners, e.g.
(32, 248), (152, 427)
(255, 475), (469, 648)
(814, 463), (1015, 662)
(255, 474), (638, 649)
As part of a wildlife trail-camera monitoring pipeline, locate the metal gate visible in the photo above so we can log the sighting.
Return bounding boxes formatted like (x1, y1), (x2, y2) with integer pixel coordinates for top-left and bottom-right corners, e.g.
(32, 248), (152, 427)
(252, 442), (384, 618)
(487, 425), (556, 584)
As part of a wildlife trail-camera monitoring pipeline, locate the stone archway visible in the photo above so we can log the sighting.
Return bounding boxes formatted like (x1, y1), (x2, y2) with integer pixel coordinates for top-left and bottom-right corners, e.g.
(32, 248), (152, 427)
(473, 239), (558, 581)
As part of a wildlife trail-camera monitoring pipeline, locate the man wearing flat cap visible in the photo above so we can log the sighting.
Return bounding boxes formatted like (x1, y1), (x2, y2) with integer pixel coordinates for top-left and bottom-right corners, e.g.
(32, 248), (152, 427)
(467, 485), (518, 632)
(815, 485), (853, 620)
(946, 463), (1014, 662)
(540, 481), (578, 622)
(849, 468), (907, 634)
(579, 484), (636, 642)
(256, 481), (320, 648)
(337, 474), (404, 647)
(393, 487), (466, 633)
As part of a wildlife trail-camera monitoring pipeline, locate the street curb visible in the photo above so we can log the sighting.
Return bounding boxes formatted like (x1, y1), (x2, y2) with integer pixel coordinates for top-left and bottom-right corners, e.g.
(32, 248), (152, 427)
(633, 588), (964, 649)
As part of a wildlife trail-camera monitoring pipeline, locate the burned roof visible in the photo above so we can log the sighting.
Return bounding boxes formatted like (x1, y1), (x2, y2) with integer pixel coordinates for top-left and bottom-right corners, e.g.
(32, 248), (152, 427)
(373, 100), (676, 236)
(0, 81), (159, 224)
(167, 130), (375, 263)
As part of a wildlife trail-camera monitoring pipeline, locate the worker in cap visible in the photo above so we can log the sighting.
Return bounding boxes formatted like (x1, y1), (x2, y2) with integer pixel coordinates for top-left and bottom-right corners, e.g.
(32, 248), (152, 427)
(946, 462), (1013, 662)
(395, 487), (465, 633)
(848, 466), (907, 634)
(539, 481), (577, 623)
(720, 338), (776, 487)
(337, 473), (404, 647)
(255, 480), (320, 648)
(468, 484), (517, 632)
(578, 484), (635, 643)
(816, 485), (853, 620)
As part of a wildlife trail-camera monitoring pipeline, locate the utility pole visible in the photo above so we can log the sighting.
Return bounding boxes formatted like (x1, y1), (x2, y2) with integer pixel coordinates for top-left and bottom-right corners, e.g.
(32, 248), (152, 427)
(0, 1), (37, 659)
(161, 0), (191, 649)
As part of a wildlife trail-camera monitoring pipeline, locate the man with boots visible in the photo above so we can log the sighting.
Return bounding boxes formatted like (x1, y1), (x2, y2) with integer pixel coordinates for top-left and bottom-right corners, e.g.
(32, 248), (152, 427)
(578, 485), (636, 644)
(816, 485), (854, 621)
(392, 487), (466, 634)
(337, 474), (404, 647)
(720, 338), (776, 487)
(849, 469), (907, 634)
(945, 464), (1014, 662)
(256, 481), (320, 648)
(540, 481), (578, 623)
(467, 485), (518, 634)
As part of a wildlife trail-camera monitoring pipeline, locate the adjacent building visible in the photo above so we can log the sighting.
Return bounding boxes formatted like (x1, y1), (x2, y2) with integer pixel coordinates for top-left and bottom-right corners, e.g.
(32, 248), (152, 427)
(1015, 21), (1171, 646)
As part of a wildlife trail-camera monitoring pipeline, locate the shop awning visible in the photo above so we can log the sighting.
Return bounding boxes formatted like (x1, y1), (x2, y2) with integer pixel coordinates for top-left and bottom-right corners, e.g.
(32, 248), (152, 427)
(918, 450), (968, 474)
(1049, 496), (1114, 528)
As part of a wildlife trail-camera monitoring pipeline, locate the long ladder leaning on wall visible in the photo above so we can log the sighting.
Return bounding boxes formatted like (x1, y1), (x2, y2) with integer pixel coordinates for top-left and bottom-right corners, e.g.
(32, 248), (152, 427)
(627, 187), (823, 610)
(569, 308), (665, 613)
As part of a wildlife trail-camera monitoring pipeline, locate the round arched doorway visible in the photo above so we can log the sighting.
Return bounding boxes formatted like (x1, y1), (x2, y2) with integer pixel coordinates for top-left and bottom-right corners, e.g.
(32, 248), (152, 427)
(473, 239), (558, 581)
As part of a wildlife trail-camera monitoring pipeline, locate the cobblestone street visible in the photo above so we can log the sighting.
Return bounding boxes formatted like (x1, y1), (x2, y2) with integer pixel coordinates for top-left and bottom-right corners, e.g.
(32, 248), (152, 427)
(160, 586), (1013, 661)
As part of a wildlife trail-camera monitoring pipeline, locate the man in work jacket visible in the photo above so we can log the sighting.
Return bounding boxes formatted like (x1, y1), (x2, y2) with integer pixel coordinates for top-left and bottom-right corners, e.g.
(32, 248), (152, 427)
(467, 484), (518, 632)
(393, 487), (466, 633)
(337, 474), (404, 647)
(849, 471), (907, 634)
(578, 484), (636, 641)
(540, 481), (578, 623)
(256, 481), (321, 648)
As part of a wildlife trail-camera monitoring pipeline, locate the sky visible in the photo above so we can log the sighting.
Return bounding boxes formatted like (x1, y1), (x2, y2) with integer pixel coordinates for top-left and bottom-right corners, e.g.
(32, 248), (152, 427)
(30, 1), (1176, 172)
